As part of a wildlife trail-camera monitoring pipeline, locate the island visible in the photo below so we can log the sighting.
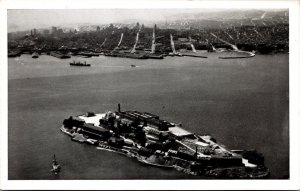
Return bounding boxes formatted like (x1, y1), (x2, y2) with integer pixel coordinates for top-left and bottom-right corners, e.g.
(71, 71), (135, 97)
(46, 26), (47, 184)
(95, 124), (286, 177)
(61, 104), (269, 178)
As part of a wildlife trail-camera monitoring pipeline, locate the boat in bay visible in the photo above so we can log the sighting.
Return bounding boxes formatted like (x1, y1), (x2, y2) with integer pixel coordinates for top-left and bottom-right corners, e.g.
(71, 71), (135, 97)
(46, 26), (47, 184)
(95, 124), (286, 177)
(69, 60), (91, 67)
(31, 52), (39, 58)
(50, 154), (61, 174)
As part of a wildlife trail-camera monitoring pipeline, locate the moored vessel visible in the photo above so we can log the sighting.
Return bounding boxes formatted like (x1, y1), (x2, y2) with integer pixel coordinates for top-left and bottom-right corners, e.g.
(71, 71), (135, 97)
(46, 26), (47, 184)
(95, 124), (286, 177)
(69, 60), (91, 67)
(31, 52), (39, 58)
(50, 154), (61, 174)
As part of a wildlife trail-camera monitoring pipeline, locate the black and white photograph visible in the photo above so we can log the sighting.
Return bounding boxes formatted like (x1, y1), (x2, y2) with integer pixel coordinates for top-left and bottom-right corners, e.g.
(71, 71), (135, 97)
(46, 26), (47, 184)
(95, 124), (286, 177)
(1, 0), (299, 190)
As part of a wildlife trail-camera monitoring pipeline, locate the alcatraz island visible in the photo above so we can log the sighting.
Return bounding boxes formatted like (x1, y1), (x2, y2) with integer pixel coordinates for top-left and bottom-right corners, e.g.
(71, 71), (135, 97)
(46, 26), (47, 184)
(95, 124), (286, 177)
(61, 104), (269, 178)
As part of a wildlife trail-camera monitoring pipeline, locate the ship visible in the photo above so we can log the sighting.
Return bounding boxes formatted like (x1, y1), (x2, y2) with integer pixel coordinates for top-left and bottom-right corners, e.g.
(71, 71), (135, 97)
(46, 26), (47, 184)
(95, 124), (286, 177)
(50, 154), (61, 174)
(60, 104), (269, 179)
(69, 61), (91, 67)
(75, 51), (100, 57)
(31, 52), (39, 58)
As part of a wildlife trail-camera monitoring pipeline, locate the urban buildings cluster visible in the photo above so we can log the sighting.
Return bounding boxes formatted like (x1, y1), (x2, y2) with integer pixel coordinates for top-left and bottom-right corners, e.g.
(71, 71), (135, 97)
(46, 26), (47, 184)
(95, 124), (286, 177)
(8, 18), (288, 55)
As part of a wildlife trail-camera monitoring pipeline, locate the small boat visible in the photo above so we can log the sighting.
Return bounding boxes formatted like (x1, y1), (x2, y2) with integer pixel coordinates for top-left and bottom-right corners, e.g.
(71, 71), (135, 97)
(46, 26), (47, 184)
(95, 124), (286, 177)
(130, 64), (136, 68)
(32, 52), (39, 58)
(69, 61), (91, 67)
(50, 154), (61, 174)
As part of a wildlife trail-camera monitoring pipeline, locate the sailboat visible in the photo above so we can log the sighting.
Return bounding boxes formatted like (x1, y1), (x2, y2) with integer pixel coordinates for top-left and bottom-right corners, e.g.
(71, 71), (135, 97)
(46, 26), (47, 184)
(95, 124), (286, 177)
(50, 154), (61, 174)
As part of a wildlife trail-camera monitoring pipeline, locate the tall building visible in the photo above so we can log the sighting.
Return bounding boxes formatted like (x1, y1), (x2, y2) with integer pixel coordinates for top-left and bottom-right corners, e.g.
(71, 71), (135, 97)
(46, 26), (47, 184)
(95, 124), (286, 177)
(33, 28), (37, 35)
(57, 28), (64, 36)
(43, 29), (50, 36)
(51, 26), (57, 34)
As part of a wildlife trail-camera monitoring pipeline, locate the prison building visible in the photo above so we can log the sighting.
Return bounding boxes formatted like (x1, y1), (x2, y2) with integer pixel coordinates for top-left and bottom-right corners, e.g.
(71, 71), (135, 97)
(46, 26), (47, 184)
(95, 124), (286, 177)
(80, 123), (110, 140)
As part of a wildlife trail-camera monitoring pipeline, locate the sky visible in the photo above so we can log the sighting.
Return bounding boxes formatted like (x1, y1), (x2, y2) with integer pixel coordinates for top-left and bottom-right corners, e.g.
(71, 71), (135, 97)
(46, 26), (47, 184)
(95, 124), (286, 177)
(7, 9), (285, 32)
(8, 9), (204, 32)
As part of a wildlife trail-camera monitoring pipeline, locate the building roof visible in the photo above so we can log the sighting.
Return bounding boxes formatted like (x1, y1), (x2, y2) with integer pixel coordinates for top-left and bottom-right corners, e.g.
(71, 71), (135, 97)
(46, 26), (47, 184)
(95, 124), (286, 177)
(82, 123), (109, 133)
(78, 113), (106, 126)
(72, 116), (85, 122)
(169, 126), (192, 137)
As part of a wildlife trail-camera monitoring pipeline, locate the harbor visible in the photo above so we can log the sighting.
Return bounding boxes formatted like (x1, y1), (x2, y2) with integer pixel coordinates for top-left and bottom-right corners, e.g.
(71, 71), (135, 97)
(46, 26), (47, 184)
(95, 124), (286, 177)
(8, 14), (288, 60)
